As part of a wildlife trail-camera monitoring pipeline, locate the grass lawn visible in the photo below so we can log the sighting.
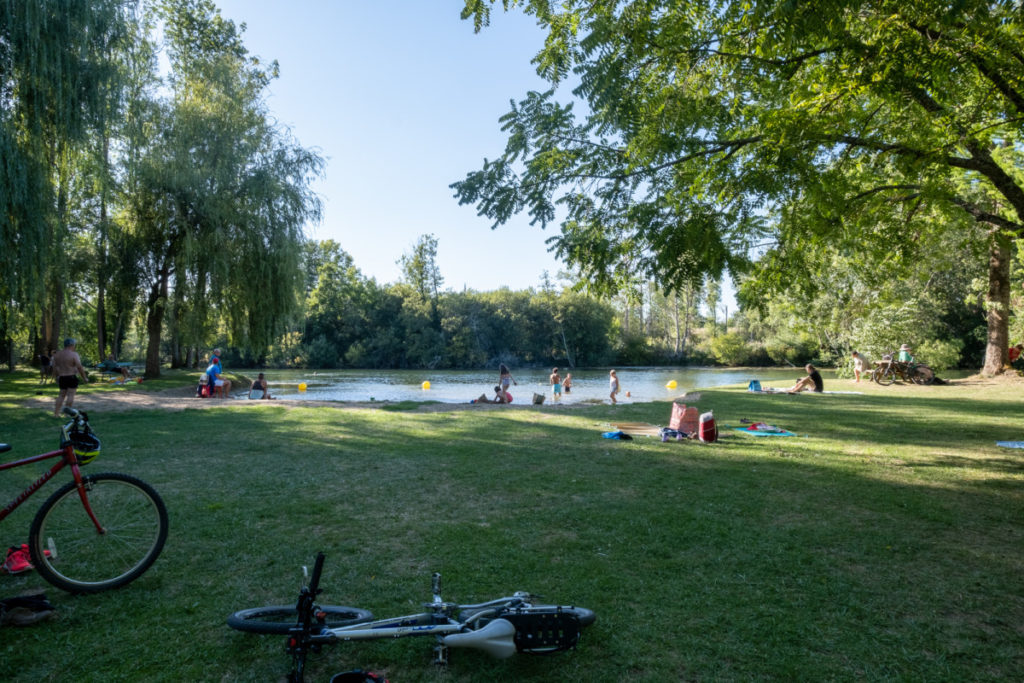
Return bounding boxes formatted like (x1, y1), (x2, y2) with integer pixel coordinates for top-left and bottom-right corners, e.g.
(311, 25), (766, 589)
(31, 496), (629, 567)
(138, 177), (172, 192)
(0, 369), (1022, 681)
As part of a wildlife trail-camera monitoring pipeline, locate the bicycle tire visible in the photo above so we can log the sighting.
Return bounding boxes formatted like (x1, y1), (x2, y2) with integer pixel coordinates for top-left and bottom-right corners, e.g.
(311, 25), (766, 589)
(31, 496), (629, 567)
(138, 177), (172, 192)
(875, 366), (896, 386)
(911, 365), (935, 385)
(28, 472), (168, 593)
(227, 605), (374, 634)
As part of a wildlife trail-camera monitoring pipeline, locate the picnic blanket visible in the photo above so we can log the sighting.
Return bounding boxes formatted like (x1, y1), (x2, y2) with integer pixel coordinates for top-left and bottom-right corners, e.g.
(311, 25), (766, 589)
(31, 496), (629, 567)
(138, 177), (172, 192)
(996, 441), (1024, 449)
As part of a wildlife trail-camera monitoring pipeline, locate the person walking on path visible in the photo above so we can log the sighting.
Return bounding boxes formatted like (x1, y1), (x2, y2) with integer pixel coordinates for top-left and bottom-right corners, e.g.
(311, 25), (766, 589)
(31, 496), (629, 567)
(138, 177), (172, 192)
(52, 338), (89, 417)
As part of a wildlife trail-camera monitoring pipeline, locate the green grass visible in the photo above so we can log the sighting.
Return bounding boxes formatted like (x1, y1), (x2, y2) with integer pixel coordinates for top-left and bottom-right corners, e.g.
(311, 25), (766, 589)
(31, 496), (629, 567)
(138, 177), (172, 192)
(0, 369), (1022, 681)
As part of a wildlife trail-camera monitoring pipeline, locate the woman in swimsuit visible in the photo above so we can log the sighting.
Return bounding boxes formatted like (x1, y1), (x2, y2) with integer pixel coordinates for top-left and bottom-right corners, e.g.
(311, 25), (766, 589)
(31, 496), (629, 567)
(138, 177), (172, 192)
(498, 363), (517, 392)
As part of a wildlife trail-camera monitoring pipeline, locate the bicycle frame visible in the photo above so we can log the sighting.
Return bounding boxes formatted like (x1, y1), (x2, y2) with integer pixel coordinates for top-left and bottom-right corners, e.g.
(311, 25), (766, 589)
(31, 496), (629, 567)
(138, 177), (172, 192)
(0, 427), (104, 533)
(311, 592), (531, 658)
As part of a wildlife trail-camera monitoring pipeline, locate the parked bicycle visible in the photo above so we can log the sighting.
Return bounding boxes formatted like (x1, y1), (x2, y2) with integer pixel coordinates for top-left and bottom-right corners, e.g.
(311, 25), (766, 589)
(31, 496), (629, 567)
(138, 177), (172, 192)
(872, 350), (936, 386)
(0, 408), (168, 593)
(228, 552), (596, 682)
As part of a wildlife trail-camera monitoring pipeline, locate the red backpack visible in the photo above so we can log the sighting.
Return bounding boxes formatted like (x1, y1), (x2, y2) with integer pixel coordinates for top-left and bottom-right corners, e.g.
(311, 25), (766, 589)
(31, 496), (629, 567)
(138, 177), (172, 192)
(698, 411), (718, 443)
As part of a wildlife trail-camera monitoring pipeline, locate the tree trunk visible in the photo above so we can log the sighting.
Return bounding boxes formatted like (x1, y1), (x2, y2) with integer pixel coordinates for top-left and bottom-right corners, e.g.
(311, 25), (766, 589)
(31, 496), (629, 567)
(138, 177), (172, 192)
(982, 234), (1011, 376)
(97, 134), (110, 361)
(672, 291), (682, 356)
(144, 268), (170, 378)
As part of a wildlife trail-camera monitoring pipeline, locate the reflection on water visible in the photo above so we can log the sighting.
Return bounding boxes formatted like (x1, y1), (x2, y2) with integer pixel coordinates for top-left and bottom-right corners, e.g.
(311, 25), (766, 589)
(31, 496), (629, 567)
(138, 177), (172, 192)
(265, 367), (815, 404)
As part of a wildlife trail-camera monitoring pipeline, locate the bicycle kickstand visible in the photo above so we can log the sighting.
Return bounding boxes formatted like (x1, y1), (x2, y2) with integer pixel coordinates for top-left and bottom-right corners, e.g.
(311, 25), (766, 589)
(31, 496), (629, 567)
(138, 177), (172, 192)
(433, 641), (450, 667)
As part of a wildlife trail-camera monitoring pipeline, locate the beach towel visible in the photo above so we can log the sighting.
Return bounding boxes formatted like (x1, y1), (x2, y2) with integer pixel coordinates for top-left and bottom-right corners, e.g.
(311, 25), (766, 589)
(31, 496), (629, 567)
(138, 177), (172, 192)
(996, 441), (1024, 449)
(734, 422), (797, 437)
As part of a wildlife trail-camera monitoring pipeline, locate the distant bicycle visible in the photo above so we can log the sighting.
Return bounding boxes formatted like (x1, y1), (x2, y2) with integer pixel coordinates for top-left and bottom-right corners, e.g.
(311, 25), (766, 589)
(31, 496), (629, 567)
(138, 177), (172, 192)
(0, 408), (168, 593)
(873, 350), (935, 386)
(228, 552), (596, 682)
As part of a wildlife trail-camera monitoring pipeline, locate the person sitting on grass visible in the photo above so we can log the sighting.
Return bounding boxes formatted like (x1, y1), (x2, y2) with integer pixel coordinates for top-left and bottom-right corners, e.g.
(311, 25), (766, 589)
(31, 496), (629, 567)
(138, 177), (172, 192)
(1009, 343), (1023, 369)
(788, 364), (824, 393)
(474, 386), (512, 404)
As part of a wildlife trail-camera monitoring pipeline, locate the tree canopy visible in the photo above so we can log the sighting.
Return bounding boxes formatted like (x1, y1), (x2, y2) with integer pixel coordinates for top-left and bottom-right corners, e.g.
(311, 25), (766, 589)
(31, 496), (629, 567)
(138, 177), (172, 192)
(454, 0), (1024, 374)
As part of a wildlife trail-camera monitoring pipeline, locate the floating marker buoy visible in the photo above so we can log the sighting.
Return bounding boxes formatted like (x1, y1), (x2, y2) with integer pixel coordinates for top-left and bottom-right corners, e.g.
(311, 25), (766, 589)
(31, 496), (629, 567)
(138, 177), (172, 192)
(422, 381), (431, 390)
(298, 382), (307, 392)
(666, 380), (677, 389)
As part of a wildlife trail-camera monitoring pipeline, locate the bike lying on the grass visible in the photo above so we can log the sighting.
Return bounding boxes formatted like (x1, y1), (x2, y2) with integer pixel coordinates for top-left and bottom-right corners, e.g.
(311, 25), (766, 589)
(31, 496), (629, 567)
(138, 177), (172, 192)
(872, 351), (936, 386)
(0, 407), (168, 593)
(227, 552), (596, 682)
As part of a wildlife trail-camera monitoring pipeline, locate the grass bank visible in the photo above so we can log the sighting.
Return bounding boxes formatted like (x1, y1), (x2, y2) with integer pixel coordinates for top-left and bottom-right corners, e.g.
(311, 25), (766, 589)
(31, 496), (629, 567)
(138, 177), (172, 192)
(1, 370), (1022, 681)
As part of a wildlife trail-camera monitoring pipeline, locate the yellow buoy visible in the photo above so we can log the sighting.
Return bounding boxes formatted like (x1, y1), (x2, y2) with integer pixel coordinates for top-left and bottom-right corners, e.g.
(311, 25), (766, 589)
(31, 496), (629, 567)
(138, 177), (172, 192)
(298, 382), (307, 392)
(666, 380), (678, 389)
(422, 381), (431, 390)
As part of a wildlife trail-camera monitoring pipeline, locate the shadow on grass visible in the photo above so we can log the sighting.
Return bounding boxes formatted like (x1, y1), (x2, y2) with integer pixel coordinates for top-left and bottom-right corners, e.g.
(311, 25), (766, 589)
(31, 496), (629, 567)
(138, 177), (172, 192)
(2, 382), (1022, 681)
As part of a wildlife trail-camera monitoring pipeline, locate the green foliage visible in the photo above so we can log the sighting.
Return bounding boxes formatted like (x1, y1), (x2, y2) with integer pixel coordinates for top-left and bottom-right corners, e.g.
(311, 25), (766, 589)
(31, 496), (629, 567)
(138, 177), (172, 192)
(303, 334), (338, 369)
(710, 332), (753, 366)
(916, 339), (963, 373)
(293, 244), (617, 369)
(456, 0), (1024, 371)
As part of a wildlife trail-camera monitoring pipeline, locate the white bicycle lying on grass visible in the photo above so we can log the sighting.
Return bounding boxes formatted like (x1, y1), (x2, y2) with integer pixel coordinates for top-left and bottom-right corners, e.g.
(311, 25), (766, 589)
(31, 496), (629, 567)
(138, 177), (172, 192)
(227, 552), (596, 682)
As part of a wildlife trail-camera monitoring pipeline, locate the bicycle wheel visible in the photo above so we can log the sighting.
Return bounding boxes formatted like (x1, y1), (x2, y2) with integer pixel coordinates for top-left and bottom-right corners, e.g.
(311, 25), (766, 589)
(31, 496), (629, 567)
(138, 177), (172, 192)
(911, 365), (935, 385)
(28, 472), (168, 593)
(227, 605), (374, 634)
(875, 366), (896, 386)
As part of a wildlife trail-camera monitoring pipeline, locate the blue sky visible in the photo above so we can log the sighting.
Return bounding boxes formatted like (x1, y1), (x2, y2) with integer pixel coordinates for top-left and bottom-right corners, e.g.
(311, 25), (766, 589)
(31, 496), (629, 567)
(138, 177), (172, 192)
(212, 1), (567, 292)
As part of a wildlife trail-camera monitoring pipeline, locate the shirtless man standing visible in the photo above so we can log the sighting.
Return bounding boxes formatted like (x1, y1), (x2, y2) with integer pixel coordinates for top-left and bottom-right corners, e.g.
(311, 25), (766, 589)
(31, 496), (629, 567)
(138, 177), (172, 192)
(52, 338), (89, 417)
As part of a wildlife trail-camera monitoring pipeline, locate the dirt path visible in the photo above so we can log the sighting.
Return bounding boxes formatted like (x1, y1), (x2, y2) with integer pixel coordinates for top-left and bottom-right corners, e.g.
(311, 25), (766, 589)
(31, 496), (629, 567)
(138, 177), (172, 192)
(24, 385), (606, 414)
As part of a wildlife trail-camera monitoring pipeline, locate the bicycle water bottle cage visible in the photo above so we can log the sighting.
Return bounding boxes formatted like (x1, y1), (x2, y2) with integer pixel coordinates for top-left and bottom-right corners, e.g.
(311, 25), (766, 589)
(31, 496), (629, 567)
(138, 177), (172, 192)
(503, 608), (581, 654)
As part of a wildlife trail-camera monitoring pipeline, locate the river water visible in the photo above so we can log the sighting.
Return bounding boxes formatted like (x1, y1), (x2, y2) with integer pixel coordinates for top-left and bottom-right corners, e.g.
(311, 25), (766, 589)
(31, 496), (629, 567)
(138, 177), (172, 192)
(263, 367), (813, 404)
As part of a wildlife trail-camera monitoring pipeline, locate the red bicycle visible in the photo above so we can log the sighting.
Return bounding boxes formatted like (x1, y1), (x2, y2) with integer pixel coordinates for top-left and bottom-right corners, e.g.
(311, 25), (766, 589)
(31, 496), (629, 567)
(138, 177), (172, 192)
(0, 408), (168, 593)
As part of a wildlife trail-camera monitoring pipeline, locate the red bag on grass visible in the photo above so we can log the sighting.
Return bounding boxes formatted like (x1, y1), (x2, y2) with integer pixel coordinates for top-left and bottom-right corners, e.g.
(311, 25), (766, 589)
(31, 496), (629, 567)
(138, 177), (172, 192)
(669, 403), (699, 435)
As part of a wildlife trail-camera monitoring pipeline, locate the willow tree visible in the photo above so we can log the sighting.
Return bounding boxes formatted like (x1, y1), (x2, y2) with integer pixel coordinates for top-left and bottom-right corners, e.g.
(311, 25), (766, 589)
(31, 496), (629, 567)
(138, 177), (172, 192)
(128, 0), (321, 376)
(455, 0), (1024, 375)
(0, 0), (127, 366)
